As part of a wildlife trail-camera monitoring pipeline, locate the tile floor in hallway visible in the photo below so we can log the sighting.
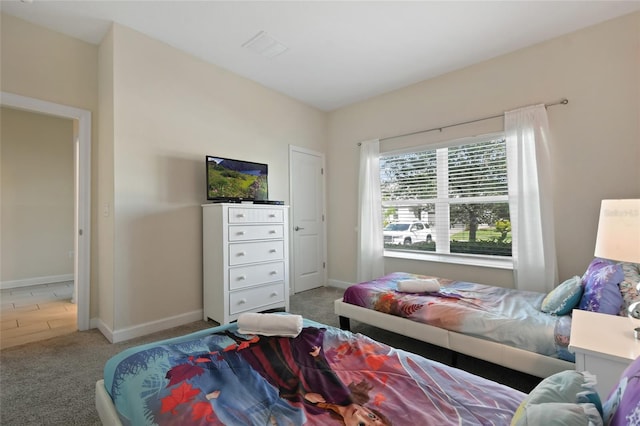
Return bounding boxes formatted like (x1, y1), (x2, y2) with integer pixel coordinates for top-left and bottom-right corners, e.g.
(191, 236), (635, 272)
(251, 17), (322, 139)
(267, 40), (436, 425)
(0, 281), (77, 350)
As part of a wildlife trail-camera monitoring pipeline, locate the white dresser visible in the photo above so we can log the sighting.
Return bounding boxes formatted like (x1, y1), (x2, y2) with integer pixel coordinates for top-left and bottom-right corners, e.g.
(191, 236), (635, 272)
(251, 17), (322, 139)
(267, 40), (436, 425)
(202, 203), (290, 324)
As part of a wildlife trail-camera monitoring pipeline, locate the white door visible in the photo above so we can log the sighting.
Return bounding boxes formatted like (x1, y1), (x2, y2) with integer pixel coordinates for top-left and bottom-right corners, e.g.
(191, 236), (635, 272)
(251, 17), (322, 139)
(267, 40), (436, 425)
(289, 146), (326, 293)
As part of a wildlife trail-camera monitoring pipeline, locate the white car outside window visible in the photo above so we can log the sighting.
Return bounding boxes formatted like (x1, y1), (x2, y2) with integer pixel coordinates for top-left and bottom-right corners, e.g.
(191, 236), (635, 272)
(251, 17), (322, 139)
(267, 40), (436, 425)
(383, 222), (434, 245)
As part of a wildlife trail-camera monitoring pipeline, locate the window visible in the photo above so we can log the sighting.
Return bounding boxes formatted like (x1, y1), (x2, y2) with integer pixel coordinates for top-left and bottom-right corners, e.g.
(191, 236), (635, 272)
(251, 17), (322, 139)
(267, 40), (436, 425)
(380, 134), (511, 258)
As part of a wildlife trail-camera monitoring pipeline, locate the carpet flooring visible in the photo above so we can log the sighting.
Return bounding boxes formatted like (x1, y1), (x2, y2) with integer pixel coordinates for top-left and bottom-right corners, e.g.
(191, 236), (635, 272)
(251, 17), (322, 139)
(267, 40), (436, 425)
(0, 286), (542, 425)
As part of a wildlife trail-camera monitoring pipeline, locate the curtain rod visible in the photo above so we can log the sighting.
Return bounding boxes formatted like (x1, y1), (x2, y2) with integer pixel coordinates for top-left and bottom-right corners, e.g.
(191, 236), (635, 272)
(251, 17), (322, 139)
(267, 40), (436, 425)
(357, 98), (568, 145)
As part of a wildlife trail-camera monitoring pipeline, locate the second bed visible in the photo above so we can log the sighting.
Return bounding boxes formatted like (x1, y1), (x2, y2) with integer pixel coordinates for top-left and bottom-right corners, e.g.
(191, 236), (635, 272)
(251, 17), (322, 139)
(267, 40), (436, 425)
(335, 272), (575, 378)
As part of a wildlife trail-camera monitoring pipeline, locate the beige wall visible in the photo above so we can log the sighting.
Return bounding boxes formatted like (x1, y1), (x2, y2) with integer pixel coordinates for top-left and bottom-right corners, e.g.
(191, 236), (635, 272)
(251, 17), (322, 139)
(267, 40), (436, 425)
(104, 24), (326, 330)
(97, 28), (116, 330)
(327, 12), (640, 287)
(1, 13), (100, 314)
(1, 107), (74, 283)
(0, 14), (98, 109)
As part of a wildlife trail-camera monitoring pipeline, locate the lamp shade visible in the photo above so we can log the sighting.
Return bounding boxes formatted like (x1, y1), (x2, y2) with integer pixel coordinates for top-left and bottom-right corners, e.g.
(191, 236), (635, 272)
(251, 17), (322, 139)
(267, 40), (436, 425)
(594, 199), (640, 263)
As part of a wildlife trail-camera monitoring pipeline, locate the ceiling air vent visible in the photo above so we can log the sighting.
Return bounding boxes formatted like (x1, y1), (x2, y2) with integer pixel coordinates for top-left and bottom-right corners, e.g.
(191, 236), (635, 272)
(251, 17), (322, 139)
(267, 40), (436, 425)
(242, 31), (288, 58)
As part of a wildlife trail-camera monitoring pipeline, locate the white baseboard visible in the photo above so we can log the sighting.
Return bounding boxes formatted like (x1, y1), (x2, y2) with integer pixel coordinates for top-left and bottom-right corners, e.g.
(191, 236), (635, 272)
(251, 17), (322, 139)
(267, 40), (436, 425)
(327, 279), (353, 290)
(1, 274), (74, 290)
(95, 309), (205, 344)
(93, 318), (113, 342)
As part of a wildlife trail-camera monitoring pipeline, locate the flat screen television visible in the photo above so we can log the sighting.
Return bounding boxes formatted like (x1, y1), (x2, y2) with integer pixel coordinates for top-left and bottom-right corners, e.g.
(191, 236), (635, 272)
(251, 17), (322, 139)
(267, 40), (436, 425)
(206, 155), (268, 202)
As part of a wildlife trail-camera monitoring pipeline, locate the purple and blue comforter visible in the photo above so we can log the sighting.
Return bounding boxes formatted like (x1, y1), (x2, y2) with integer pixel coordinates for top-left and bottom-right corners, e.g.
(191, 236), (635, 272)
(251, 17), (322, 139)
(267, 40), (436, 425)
(104, 319), (524, 425)
(343, 272), (574, 361)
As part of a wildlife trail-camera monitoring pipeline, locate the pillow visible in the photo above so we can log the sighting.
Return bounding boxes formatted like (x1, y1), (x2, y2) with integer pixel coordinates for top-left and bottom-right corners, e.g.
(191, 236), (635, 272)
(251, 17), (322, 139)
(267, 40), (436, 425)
(618, 262), (640, 316)
(237, 313), (303, 337)
(512, 403), (603, 426)
(397, 278), (440, 293)
(511, 370), (603, 426)
(541, 275), (583, 315)
(603, 355), (640, 426)
(579, 258), (624, 315)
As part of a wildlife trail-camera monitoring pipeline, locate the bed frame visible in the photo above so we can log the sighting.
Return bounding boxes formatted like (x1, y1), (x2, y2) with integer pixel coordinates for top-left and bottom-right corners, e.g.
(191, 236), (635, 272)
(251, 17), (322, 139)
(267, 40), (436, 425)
(334, 298), (574, 378)
(96, 379), (123, 426)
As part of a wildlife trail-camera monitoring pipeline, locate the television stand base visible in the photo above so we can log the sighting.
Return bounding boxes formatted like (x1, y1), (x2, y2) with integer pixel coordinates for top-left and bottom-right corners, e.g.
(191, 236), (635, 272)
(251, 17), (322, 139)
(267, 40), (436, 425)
(253, 200), (284, 205)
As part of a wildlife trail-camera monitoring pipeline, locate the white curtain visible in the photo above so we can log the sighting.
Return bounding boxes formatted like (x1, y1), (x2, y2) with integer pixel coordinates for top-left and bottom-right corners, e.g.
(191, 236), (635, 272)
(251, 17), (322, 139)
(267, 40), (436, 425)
(357, 139), (385, 282)
(505, 105), (558, 293)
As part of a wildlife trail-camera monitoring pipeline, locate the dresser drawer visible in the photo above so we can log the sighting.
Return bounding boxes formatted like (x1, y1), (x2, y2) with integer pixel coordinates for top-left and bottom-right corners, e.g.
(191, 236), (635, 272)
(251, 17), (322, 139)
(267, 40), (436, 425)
(228, 224), (284, 241)
(229, 262), (285, 290)
(229, 240), (284, 265)
(228, 207), (283, 223)
(229, 282), (285, 315)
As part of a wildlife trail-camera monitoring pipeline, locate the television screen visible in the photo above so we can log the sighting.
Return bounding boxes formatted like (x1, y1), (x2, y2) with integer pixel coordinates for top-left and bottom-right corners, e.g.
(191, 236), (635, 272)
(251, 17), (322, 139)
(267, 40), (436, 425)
(206, 156), (268, 202)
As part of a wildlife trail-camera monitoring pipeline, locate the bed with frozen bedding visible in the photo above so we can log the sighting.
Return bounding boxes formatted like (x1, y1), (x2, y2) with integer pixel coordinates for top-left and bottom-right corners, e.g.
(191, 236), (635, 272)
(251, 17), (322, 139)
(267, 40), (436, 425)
(335, 260), (640, 378)
(97, 317), (527, 425)
(96, 313), (639, 426)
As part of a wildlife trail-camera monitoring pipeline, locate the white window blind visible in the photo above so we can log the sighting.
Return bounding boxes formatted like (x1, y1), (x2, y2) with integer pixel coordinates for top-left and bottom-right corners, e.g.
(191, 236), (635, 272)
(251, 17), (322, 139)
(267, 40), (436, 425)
(380, 151), (437, 201)
(447, 138), (508, 200)
(380, 134), (511, 258)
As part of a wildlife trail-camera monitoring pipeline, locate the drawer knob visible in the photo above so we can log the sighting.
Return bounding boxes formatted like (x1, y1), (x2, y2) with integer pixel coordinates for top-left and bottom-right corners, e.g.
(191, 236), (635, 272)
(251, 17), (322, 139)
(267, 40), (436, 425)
(270, 292), (278, 297)
(237, 275), (246, 281)
(237, 231), (245, 236)
(238, 298), (247, 305)
(269, 271), (277, 275)
(237, 213), (245, 218)
(237, 251), (246, 256)
(269, 214), (276, 217)
(269, 249), (277, 253)
(269, 230), (276, 234)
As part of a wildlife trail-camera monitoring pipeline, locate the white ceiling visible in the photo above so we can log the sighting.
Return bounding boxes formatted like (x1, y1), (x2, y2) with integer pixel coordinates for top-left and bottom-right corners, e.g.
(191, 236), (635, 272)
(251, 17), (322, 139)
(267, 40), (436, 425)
(2, 1), (639, 111)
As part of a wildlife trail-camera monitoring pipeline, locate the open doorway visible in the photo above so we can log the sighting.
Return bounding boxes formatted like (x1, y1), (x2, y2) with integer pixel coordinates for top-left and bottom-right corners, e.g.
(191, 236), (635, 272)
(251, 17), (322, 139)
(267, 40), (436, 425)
(0, 107), (77, 348)
(0, 92), (91, 336)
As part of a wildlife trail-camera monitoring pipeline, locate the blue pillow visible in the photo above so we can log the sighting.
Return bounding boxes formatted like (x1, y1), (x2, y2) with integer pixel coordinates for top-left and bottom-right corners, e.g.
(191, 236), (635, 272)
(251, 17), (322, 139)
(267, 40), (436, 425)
(541, 276), (583, 315)
(579, 258), (624, 315)
(512, 403), (602, 426)
(516, 370), (602, 408)
(511, 370), (604, 426)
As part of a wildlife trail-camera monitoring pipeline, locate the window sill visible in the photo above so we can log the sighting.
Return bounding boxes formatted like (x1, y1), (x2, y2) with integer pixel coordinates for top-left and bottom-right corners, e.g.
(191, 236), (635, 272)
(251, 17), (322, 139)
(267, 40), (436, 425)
(384, 249), (513, 270)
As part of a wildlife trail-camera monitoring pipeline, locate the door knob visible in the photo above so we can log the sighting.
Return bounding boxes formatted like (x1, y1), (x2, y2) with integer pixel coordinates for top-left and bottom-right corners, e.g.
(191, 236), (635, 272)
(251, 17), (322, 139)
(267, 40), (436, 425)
(294, 226), (305, 231)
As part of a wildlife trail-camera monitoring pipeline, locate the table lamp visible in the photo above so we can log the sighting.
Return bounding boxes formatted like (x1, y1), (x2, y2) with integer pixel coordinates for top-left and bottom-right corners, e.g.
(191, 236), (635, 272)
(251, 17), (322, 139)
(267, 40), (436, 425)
(594, 199), (640, 337)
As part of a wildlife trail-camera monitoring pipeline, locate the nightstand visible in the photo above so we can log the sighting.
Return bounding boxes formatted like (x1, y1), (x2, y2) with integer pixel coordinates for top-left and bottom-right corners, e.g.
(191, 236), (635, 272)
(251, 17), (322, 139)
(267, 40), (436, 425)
(569, 309), (640, 398)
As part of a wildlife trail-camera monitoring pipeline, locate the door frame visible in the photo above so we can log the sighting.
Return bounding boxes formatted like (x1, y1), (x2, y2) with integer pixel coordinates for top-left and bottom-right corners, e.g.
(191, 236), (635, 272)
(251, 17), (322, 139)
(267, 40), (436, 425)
(288, 145), (327, 294)
(1, 92), (91, 331)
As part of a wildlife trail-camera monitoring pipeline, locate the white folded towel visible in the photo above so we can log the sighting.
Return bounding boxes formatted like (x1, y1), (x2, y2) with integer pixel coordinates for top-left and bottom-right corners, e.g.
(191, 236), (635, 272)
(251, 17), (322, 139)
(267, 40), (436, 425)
(237, 313), (303, 337)
(397, 278), (440, 293)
